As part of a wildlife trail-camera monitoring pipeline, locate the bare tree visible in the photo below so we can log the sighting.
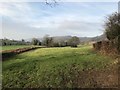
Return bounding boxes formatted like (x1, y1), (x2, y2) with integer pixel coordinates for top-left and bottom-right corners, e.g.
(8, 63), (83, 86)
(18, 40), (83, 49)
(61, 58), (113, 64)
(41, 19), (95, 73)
(42, 35), (54, 47)
(31, 38), (39, 45)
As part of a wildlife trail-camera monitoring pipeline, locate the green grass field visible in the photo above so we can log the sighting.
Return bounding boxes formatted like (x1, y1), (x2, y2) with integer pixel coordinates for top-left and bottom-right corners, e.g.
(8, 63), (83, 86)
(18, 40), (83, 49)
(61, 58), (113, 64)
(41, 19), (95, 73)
(2, 45), (118, 88)
(1, 45), (31, 51)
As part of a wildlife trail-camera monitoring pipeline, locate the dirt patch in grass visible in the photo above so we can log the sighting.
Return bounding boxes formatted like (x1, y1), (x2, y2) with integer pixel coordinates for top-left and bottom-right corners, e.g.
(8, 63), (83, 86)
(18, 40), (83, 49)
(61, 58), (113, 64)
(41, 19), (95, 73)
(38, 63), (118, 88)
(76, 67), (118, 88)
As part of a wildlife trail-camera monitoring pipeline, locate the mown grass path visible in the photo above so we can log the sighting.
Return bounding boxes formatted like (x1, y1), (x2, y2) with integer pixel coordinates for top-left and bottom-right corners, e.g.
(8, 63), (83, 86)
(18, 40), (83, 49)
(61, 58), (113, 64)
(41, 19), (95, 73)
(2, 45), (118, 88)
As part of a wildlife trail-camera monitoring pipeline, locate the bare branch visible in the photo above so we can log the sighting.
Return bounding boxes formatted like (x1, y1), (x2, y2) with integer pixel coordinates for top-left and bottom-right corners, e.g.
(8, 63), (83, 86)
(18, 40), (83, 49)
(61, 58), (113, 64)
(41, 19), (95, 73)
(45, 0), (59, 7)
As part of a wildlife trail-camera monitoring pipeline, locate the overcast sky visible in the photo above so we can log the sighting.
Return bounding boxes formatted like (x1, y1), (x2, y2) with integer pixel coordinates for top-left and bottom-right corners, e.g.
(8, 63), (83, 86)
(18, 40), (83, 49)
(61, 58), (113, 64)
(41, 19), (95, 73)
(0, 1), (118, 40)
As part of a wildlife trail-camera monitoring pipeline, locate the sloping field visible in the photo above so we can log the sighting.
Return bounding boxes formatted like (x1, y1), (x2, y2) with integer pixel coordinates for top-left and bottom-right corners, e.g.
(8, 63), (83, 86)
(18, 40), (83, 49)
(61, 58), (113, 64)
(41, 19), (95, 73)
(2, 45), (118, 88)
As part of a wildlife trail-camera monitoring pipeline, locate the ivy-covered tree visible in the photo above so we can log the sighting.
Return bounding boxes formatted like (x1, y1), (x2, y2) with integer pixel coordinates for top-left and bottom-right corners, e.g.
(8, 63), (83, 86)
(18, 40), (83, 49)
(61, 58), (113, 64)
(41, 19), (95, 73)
(105, 12), (120, 40)
(105, 12), (120, 53)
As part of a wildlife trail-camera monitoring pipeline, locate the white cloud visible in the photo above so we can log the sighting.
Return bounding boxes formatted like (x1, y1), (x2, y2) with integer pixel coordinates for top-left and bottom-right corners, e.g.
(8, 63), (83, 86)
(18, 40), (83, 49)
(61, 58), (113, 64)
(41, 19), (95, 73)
(1, 2), (117, 39)
(2, 17), (47, 39)
(0, 2), (33, 22)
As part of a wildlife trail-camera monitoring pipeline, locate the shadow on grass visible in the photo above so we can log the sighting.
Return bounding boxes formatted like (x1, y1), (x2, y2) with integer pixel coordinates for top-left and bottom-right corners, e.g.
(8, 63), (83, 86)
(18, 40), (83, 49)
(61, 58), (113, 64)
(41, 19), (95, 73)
(1, 47), (42, 61)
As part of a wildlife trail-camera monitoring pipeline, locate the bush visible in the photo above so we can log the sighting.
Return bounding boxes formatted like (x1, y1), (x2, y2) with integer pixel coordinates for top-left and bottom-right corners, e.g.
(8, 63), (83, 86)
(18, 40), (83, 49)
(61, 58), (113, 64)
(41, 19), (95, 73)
(93, 41), (102, 50)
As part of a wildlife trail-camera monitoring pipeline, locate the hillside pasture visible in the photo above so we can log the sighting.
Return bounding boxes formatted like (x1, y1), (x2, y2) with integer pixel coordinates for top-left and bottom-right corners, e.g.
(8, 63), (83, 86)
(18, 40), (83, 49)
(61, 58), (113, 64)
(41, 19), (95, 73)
(2, 45), (118, 88)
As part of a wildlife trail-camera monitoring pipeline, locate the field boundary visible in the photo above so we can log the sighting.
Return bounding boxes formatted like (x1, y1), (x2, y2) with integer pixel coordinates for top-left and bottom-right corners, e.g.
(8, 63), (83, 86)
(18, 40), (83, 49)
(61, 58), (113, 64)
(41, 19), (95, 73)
(1, 46), (46, 61)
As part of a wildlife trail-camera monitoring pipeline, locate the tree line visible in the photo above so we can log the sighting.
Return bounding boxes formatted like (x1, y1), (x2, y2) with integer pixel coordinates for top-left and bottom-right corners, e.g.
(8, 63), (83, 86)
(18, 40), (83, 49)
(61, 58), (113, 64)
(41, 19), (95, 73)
(1, 36), (80, 47)
(31, 35), (80, 47)
(0, 39), (30, 46)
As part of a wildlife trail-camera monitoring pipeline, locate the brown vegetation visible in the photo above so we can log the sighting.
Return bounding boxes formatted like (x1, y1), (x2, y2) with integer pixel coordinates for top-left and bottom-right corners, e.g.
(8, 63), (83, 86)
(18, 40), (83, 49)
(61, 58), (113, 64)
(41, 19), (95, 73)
(93, 38), (120, 56)
(93, 12), (120, 55)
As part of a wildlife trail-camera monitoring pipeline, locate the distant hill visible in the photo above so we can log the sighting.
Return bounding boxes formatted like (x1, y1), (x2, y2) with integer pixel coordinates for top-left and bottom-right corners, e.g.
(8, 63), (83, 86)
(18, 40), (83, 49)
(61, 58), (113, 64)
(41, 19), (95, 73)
(79, 37), (92, 42)
(52, 36), (72, 42)
(25, 34), (107, 43)
(90, 34), (107, 42)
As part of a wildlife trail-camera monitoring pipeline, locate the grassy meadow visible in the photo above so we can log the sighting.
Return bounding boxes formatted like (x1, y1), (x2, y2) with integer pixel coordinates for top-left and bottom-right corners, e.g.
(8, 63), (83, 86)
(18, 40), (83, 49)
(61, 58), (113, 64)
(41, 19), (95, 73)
(2, 45), (118, 88)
